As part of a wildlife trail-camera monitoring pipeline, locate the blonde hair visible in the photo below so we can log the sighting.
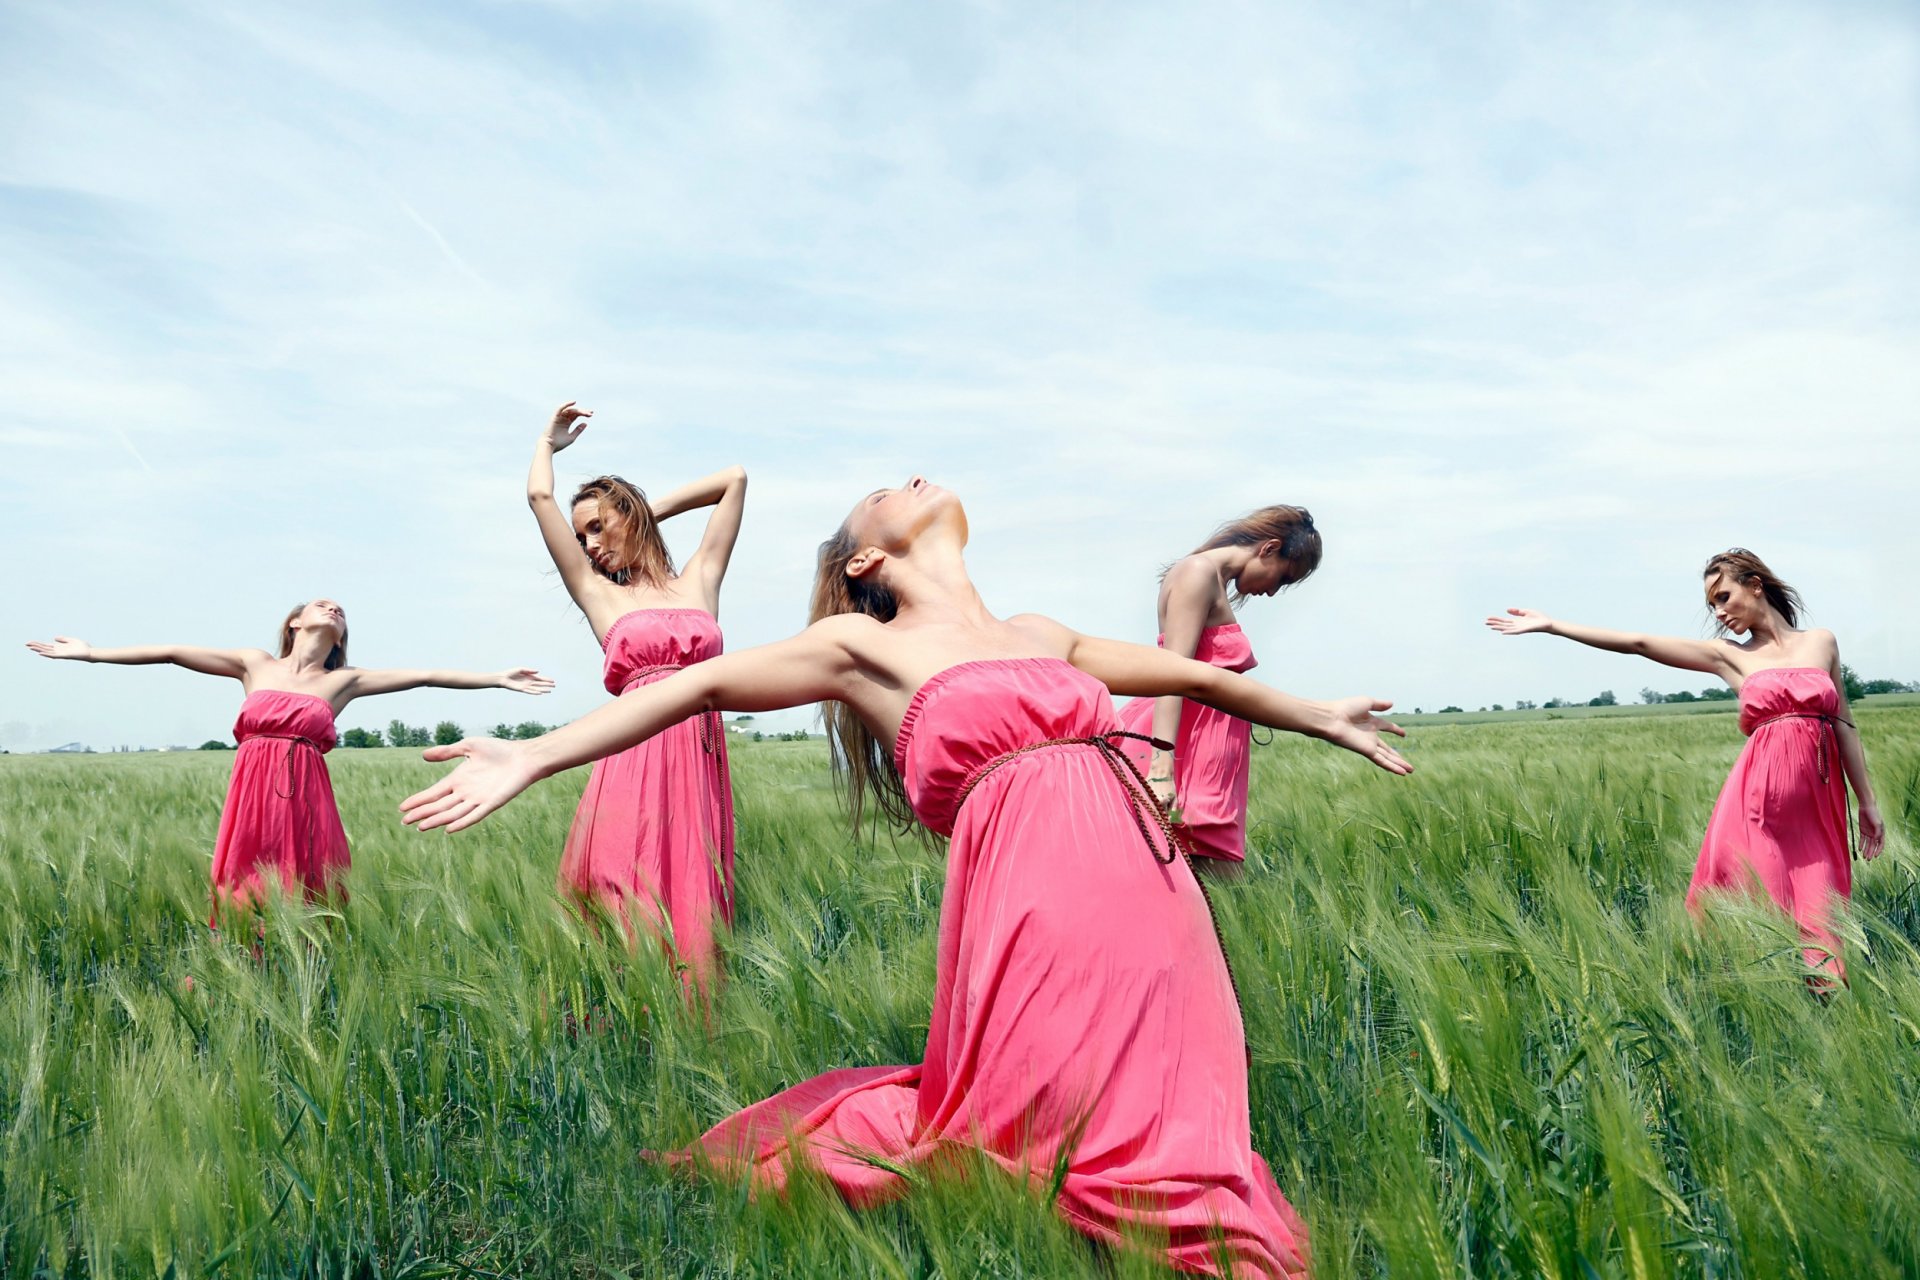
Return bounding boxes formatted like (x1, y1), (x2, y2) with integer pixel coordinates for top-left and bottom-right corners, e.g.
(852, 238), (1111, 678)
(810, 520), (913, 835)
(1703, 548), (1805, 633)
(570, 475), (674, 588)
(1178, 504), (1323, 606)
(277, 603), (348, 670)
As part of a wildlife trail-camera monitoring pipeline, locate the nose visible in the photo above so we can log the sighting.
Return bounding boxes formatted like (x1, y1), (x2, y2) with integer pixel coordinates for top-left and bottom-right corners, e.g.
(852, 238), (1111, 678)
(908, 474), (925, 490)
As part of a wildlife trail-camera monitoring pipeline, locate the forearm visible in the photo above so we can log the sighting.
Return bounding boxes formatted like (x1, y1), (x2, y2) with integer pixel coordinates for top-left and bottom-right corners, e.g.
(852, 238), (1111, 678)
(1837, 725), (1876, 807)
(1190, 667), (1333, 740)
(1147, 695), (1184, 776)
(426, 670), (509, 692)
(79, 645), (185, 665)
(527, 438), (558, 503)
(524, 671), (713, 777)
(1542, 619), (1652, 656)
(651, 466), (745, 521)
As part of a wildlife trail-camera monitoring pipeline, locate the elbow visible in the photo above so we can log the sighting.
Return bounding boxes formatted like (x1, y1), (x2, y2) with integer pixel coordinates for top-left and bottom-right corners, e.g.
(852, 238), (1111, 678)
(727, 464), (748, 488)
(527, 488), (553, 508)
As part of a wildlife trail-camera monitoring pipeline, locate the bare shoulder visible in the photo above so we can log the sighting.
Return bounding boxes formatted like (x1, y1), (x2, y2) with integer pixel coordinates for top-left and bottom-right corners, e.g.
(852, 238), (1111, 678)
(1005, 613), (1078, 651)
(1162, 554), (1216, 596)
(803, 611), (892, 660)
(1804, 628), (1840, 662)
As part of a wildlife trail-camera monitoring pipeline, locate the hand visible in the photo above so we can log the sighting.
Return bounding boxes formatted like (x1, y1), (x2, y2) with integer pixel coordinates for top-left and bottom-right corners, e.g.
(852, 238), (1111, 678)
(499, 668), (556, 695)
(1147, 773), (1177, 809)
(401, 737), (540, 833)
(1321, 697), (1412, 775)
(1860, 801), (1885, 860)
(1486, 608), (1553, 637)
(25, 636), (91, 661)
(543, 401), (592, 453)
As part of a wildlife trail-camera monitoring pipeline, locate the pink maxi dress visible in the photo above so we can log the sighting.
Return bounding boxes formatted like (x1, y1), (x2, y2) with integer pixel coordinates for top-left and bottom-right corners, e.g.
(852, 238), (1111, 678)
(1118, 624), (1257, 862)
(558, 608), (736, 985)
(1686, 667), (1853, 978)
(209, 690), (350, 922)
(682, 658), (1309, 1278)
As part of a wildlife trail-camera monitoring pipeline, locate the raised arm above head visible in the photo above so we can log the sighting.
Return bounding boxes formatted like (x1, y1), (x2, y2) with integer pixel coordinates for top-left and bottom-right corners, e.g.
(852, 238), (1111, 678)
(654, 465), (749, 607)
(401, 618), (863, 832)
(1017, 615), (1411, 776)
(1485, 608), (1738, 680)
(527, 401), (611, 617)
(25, 637), (264, 681)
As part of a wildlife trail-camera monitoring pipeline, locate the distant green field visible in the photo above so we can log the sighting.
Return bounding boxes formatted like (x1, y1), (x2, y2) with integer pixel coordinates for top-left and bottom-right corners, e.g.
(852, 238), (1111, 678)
(2, 710), (1917, 1277)
(1391, 689), (1920, 729)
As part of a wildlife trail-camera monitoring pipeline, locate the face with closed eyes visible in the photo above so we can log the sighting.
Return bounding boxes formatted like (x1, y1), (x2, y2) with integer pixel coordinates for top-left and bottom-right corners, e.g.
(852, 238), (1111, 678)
(297, 599), (347, 640)
(1704, 571), (1768, 635)
(844, 475), (966, 577)
(571, 500), (620, 575)
(1233, 542), (1302, 598)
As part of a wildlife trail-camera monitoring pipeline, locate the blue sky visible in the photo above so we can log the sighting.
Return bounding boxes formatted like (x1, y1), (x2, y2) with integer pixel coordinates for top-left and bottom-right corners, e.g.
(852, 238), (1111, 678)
(2, 0), (1915, 751)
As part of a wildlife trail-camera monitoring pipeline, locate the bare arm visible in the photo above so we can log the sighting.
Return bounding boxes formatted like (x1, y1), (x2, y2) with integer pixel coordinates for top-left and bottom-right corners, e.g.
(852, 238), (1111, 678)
(1018, 618), (1410, 775)
(527, 402), (610, 616)
(341, 667), (555, 702)
(25, 637), (262, 681)
(401, 622), (858, 832)
(1145, 563), (1215, 801)
(1827, 643), (1885, 859)
(661, 465), (749, 605)
(1486, 608), (1738, 680)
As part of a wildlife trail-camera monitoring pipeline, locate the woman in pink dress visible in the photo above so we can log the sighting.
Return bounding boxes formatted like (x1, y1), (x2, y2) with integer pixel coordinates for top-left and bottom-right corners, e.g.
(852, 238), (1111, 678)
(407, 474), (1412, 1277)
(1488, 548), (1886, 980)
(1118, 506), (1323, 866)
(526, 401), (746, 986)
(27, 600), (552, 924)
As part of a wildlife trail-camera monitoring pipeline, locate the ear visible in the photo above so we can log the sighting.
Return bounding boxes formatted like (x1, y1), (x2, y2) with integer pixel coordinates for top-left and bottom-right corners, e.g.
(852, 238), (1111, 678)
(1259, 538), (1283, 558)
(846, 547), (885, 580)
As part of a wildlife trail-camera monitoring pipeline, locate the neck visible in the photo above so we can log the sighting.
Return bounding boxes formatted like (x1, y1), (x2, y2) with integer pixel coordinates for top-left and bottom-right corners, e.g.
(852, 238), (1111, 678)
(1745, 608), (1790, 647)
(288, 631), (335, 672)
(889, 546), (995, 628)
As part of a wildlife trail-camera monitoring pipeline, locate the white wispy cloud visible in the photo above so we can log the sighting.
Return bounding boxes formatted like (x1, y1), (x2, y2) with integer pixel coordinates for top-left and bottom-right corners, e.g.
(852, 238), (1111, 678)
(1, 0), (1914, 751)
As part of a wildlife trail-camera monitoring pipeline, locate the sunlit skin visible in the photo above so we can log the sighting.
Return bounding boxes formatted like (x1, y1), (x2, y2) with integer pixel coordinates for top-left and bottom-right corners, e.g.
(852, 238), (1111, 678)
(25, 597), (554, 714)
(528, 401), (748, 642)
(1485, 573), (1884, 857)
(402, 475), (1411, 834)
(1144, 540), (1304, 807)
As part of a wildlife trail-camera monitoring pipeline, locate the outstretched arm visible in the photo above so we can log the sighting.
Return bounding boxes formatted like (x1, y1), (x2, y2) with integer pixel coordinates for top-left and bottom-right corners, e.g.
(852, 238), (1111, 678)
(1485, 608), (1738, 680)
(1144, 562), (1215, 804)
(341, 667), (555, 701)
(658, 465), (749, 603)
(527, 401), (608, 615)
(25, 637), (262, 681)
(1828, 646), (1884, 859)
(401, 622), (857, 832)
(1024, 619), (1410, 775)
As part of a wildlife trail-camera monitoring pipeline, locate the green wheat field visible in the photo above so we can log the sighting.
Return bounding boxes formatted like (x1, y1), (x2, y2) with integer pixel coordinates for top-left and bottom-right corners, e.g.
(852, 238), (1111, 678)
(3, 705), (1918, 1279)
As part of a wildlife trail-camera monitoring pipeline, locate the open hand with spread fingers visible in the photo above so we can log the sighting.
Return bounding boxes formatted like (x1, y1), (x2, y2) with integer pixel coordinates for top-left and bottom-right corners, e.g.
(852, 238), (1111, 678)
(26, 636), (92, 661)
(545, 401), (593, 453)
(401, 737), (542, 833)
(498, 668), (556, 695)
(1486, 607), (1553, 636)
(1323, 696), (1412, 775)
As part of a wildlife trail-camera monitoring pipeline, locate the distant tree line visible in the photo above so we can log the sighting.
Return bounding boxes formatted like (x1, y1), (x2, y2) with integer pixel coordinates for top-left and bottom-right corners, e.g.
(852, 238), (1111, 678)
(338, 721), (555, 748)
(1415, 666), (1914, 717)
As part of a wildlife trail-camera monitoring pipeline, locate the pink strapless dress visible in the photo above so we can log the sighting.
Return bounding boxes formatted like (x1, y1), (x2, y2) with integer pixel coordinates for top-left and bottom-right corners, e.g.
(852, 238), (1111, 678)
(208, 690), (350, 922)
(558, 609), (736, 985)
(1118, 623), (1257, 861)
(1686, 667), (1852, 977)
(681, 658), (1308, 1278)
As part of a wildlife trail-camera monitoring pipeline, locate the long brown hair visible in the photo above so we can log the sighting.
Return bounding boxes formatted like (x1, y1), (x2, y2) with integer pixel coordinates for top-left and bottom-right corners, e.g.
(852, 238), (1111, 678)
(811, 520), (914, 835)
(1702, 547), (1805, 632)
(1178, 504), (1323, 606)
(571, 475), (675, 588)
(277, 603), (348, 670)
